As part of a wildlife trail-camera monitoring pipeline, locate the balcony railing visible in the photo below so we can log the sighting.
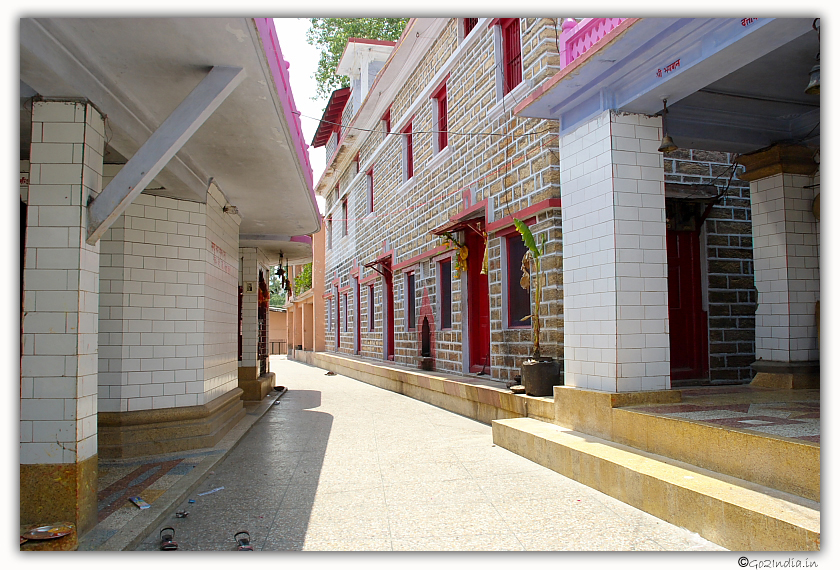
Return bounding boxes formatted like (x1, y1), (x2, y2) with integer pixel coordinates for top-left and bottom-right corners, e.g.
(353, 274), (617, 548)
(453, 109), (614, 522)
(563, 18), (628, 66)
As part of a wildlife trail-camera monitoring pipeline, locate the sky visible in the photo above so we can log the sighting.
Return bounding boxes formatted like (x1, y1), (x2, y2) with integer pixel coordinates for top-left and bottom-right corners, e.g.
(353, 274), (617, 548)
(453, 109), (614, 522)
(272, 18), (328, 213)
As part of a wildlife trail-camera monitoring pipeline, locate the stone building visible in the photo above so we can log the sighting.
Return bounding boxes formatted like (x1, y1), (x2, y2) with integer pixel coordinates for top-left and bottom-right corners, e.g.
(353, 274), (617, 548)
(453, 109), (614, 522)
(310, 18), (791, 389)
(19, 18), (319, 536)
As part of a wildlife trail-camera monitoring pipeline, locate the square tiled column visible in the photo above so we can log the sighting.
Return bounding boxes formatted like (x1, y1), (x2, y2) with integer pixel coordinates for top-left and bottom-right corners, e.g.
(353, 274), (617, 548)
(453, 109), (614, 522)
(738, 145), (819, 387)
(559, 110), (670, 392)
(21, 101), (104, 533)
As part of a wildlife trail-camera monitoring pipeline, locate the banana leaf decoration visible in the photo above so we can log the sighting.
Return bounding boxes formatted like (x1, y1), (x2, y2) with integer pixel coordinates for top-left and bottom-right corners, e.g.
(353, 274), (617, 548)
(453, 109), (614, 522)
(513, 218), (546, 360)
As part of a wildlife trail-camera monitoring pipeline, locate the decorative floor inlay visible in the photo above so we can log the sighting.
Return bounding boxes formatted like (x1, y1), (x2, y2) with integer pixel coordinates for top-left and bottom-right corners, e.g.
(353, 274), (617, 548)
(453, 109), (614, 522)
(627, 386), (819, 444)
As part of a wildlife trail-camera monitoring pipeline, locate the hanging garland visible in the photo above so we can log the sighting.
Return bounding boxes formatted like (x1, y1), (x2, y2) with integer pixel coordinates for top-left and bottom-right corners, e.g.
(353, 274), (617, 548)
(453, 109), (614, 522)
(438, 231), (469, 277)
(438, 228), (489, 278)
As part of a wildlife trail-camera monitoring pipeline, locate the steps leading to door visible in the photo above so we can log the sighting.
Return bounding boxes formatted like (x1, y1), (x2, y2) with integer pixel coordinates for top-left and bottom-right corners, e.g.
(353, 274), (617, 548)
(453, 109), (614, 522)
(492, 417), (820, 551)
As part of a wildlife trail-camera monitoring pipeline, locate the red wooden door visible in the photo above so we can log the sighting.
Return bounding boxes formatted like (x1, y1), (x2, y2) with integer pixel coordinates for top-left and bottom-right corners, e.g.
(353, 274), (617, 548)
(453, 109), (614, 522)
(466, 229), (490, 372)
(667, 229), (708, 380)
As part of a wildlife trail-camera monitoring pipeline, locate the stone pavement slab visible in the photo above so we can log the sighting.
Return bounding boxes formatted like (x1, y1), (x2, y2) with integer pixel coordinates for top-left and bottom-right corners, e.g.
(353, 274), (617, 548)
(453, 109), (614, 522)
(131, 356), (725, 552)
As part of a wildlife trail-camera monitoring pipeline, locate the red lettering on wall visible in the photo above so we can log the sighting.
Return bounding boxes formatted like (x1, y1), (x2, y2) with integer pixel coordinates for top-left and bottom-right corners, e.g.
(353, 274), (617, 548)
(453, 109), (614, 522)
(741, 18), (758, 27)
(656, 59), (681, 79)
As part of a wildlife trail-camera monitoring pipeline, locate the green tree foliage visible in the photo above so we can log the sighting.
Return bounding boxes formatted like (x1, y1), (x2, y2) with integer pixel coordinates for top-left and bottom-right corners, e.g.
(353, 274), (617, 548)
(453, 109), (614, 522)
(294, 263), (313, 297)
(269, 272), (286, 308)
(306, 18), (410, 101)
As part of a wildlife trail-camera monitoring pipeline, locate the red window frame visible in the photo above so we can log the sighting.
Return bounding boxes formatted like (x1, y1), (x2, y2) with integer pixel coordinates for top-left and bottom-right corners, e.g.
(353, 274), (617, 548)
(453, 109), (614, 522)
(342, 292), (348, 332)
(406, 271), (416, 331)
(439, 258), (452, 329)
(402, 121), (414, 180)
(507, 234), (531, 328)
(342, 197), (348, 236)
(368, 284), (375, 331)
(463, 18), (478, 37)
(431, 79), (448, 152)
(501, 18), (522, 95)
(382, 107), (392, 134)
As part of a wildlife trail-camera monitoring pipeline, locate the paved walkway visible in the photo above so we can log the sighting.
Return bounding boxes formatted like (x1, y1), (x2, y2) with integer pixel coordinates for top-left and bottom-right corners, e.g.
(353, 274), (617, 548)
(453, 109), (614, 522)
(131, 356), (725, 552)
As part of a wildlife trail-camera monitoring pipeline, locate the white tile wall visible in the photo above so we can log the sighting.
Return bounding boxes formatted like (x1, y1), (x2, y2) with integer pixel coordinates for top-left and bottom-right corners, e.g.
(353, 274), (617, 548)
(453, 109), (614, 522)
(559, 110), (669, 392)
(98, 181), (241, 412)
(22, 101), (103, 464)
(749, 173), (819, 362)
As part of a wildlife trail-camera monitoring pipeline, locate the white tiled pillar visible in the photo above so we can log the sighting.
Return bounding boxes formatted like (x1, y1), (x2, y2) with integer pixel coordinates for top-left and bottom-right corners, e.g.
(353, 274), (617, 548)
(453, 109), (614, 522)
(749, 173), (819, 363)
(559, 110), (670, 392)
(21, 101), (104, 531)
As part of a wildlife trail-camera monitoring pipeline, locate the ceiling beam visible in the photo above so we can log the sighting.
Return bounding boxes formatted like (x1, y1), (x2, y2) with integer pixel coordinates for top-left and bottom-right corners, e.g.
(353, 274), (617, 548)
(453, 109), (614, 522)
(86, 65), (246, 244)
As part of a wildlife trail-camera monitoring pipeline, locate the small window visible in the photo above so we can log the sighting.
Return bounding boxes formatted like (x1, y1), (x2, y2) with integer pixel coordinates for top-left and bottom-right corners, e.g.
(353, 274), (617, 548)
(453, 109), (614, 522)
(343, 292), (348, 332)
(431, 79), (448, 153)
(368, 284), (375, 331)
(507, 235), (530, 327)
(463, 18), (478, 37)
(366, 167), (374, 213)
(501, 18), (522, 95)
(328, 298), (333, 331)
(406, 272), (416, 331)
(401, 121), (414, 182)
(342, 197), (348, 236)
(439, 259), (452, 329)
(382, 107), (391, 135)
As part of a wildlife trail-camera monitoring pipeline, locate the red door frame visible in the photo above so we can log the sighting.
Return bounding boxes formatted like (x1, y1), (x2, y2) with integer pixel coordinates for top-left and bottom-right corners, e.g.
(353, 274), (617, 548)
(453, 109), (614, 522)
(354, 277), (361, 354)
(465, 226), (490, 372)
(383, 258), (395, 360)
(335, 287), (341, 349)
(667, 229), (708, 380)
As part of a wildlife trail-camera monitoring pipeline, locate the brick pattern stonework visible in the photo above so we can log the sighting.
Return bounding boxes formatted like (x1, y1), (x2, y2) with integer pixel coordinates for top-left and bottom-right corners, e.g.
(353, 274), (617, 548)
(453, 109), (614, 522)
(319, 18), (760, 388)
(664, 149), (757, 382)
(322, 19), (562, 383)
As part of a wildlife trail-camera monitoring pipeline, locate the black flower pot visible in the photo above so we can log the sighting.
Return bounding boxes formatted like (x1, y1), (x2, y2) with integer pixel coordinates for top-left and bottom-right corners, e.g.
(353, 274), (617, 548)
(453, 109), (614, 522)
(521, 358), (562, 397)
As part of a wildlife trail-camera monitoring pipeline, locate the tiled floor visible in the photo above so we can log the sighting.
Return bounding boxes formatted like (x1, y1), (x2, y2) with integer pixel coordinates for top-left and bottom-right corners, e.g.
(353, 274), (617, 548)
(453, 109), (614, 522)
(133, 357), (725, 551)
(628, 385), (820, 444)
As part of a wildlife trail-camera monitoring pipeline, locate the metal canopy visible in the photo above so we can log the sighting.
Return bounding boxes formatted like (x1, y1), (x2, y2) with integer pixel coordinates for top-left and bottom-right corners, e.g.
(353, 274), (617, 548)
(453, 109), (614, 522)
(20, 17), (321, 243)
(515, 17), (819, 154)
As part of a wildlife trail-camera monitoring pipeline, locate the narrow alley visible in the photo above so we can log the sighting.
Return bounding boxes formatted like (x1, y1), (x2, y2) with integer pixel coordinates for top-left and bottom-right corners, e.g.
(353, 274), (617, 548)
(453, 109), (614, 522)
(133, 357), (725, 551)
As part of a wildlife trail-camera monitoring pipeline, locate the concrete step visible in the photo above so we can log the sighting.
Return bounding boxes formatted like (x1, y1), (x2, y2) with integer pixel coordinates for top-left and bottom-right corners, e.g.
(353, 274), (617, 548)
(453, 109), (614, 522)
(492, 417), (820, 551)
(611, 404), (819, 502)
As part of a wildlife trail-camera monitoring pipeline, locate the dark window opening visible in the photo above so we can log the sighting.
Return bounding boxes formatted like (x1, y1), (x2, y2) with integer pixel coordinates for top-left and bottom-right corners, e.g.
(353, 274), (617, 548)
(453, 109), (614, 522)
(507, 235), (531, 327)
(440, 259), (452, 329)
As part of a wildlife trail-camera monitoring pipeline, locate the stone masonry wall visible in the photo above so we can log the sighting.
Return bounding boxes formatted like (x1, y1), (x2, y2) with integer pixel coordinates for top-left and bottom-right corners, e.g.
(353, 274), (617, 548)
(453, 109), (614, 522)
(664, 149), (756, 382)
(322, 18), (562, 382)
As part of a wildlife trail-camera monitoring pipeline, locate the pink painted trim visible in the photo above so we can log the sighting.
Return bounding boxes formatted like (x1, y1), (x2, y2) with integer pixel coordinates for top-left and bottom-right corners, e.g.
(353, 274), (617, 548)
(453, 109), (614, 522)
(254, 18), (315, 194)
(486, 198), (562, 234)
(565, 18), (628, 66)
(360, 273), (379, 285)
(455, 198), (487, 222)
(290, 235), (312, 245)
(393, 244), (450, 272)
(513, 18), (640, 116)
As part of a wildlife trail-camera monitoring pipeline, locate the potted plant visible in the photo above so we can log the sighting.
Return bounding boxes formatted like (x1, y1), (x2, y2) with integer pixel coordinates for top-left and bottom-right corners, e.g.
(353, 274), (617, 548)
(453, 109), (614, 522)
(513, 218), (561, 396)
